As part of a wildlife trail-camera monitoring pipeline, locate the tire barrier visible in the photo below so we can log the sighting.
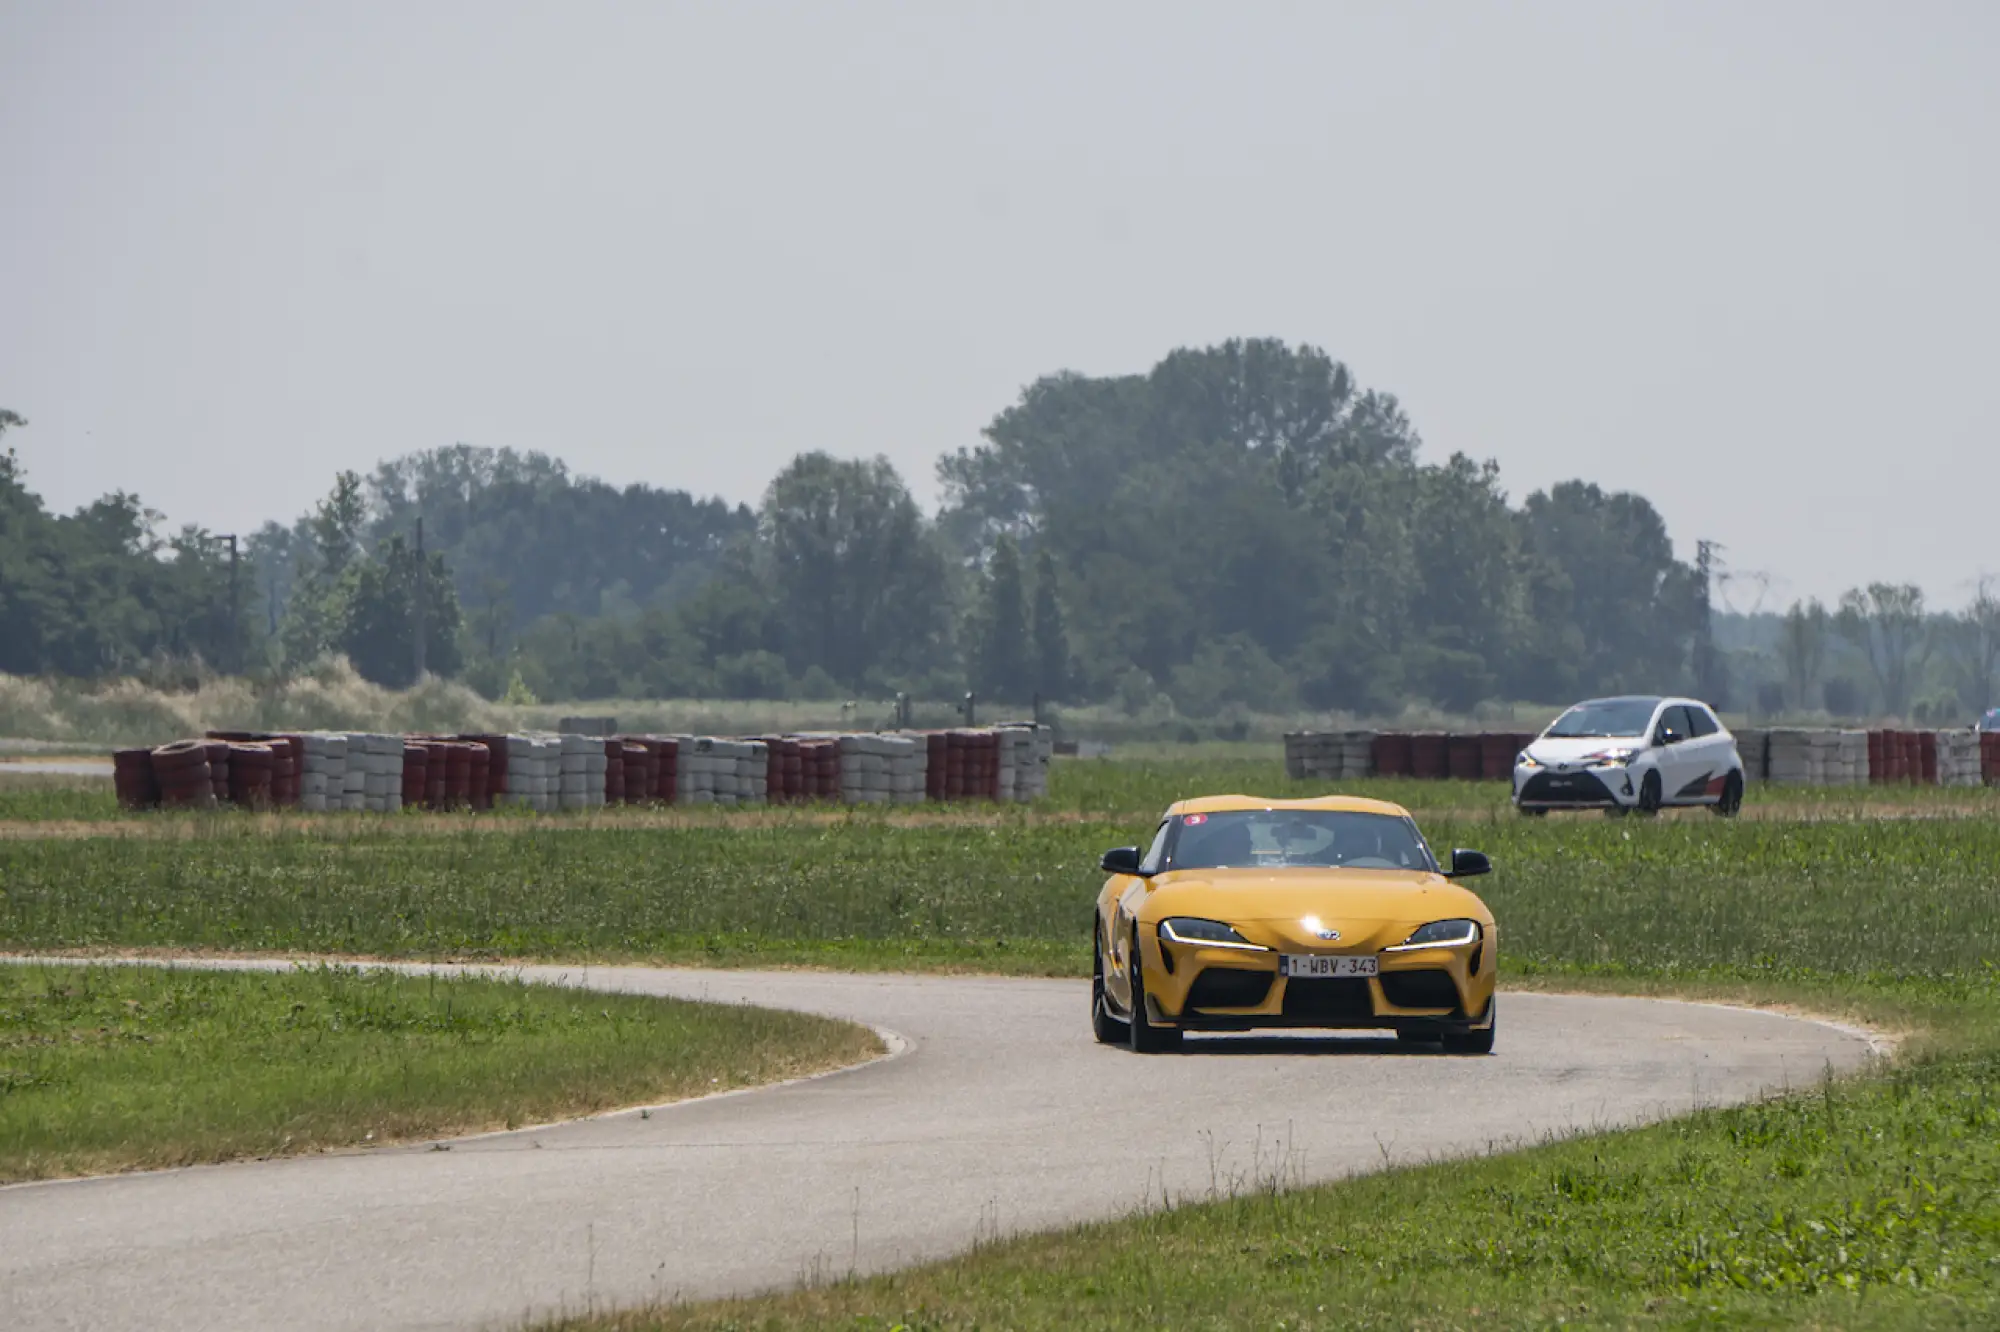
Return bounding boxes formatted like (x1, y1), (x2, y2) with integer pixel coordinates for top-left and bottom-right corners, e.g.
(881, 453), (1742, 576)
(106, 723), (1056, 811)
(112, 748), (160, 810)
(1291, 731), (1534, 782)
(1734, 728), (1770, 781)
(1283, 731), (1376, 781)
(1286, 726), (1996, 787)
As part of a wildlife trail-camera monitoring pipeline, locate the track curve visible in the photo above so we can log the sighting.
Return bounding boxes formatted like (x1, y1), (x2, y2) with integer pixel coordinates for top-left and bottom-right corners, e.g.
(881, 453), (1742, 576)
(0, 964), (1877, 1332)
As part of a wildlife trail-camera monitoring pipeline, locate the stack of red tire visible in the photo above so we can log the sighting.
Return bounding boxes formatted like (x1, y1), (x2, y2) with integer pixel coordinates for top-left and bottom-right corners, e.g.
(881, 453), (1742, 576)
(1476, 733), (1515, 781)
(267, 735), (302, 806)
(755, 737), (787, 802)
(1408, 733), (1448, 780)
(1899, 731), (1921, 784)
(1917, 731), (1939, 785)
(799, 740), (836, 799)
(1982, 731), (2000, 785)
(458, 735), (508, 807)
(1371, 732), (1413, 778)
(602, 739), (626, 804)
(201, 741), (230, 803)
(1867, 730), (1888, 783)
(926, 733), (948, 800)
(150, 740), (216, 809)
(113, 748), (160, 809)
(1444, 734), (1481, 781)
(226, 743), (275, 808)
(402, 743), (430, 808)
(616, 740), (656, 806)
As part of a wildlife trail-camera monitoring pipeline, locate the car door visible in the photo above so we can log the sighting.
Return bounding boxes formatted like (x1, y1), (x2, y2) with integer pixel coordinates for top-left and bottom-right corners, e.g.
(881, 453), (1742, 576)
(1681, 704), (1730, 801)
(1651, 704), (1701, 802)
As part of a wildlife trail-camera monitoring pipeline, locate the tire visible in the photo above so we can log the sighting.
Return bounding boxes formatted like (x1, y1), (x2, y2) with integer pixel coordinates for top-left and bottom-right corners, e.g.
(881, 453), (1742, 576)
(1443, 999), (1496, 1055)
(1711, 771), (1744, 818)
(1091, 924), (1129, 1045)
(1127, 928), (1182, 1054)
(1395, 1027), (1441, 1046)
(1636, 770), (1663, 816)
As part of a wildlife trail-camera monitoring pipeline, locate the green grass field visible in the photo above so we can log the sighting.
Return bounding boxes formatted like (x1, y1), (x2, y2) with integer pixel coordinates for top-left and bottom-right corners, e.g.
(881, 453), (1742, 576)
(5, 757), (2000, 1326)
(5, 817), (1997, 994)
(0, 962), (877, 1183)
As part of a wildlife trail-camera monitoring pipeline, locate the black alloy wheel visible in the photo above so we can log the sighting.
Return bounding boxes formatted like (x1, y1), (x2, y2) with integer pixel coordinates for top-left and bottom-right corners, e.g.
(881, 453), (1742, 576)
(1092, 923), (1130, 1045)
(1127, 927), (1183, 1054)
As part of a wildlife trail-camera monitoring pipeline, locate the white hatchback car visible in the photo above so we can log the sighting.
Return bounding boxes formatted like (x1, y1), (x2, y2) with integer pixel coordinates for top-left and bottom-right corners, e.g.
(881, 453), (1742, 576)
(1512, 695), (1745, 817)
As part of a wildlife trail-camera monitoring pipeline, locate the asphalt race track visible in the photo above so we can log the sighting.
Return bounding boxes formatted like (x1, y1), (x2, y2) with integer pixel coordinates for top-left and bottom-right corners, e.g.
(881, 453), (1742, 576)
(0, 964), (1879, 1332)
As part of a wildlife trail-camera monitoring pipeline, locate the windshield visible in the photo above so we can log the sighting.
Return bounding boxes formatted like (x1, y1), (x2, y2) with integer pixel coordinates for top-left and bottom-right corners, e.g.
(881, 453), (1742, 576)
(1167, 810), (1435, 872)
(1543, 698), (1659, 739)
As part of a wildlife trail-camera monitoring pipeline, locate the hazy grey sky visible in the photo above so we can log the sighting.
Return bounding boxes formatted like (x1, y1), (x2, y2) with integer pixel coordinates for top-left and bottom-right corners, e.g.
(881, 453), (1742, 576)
(4, 1), (1994, 609)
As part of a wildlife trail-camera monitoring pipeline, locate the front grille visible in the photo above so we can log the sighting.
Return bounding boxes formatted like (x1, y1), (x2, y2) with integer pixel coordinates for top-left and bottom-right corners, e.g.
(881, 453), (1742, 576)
(1519, 769), (1617, 804)
(1379, 969), (1461, 1010)
(1185, 967), (1273, 1010)
(1280, 977), (1375, 1022)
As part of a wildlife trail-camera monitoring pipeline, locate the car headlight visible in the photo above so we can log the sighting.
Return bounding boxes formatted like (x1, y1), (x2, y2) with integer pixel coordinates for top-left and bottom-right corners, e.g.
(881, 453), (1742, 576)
(1587, 748), (1640, 766)
(1383, 918), (1481, 951)
(1516, 752), (1541, 769)
(1159, 918), (1266, 951)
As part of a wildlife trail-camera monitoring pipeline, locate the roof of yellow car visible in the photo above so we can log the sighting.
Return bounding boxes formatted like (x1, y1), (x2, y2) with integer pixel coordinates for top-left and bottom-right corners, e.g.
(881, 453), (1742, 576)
(1168, 793), (1413, 818)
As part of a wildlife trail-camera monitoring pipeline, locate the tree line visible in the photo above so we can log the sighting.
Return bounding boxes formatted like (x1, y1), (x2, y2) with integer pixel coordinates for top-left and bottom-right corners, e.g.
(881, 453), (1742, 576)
(4, 339), (1995, 721)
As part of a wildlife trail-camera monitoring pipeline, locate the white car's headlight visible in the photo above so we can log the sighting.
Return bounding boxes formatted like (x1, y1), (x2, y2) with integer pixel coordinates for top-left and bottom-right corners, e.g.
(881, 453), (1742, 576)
(1159, 918), (1266, 951)
(1383, 919), (1482, 951)
(1587, 748), (1640, 767)
(1516, 751), (1541, 769)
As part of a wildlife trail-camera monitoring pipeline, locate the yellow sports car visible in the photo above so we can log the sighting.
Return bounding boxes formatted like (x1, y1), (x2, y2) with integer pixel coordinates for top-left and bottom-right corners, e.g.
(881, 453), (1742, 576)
(1092, 795), (1498, 1054)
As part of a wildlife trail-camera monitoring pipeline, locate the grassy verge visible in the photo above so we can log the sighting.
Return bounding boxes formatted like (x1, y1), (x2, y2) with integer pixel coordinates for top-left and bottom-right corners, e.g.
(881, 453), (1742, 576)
(0, 962), (879, 1184)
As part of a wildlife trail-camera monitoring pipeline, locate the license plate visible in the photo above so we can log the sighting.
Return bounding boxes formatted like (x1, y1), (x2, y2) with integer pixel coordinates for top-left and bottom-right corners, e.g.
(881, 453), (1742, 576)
(1280, 954), (1377, 978)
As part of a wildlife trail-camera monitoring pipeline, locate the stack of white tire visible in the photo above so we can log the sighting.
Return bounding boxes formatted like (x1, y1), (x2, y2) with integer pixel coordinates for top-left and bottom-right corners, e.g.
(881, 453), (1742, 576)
(676, 738), (767, 806)
(559, 734), (608, 811)
(1283, 730), (1377, 781)
(1936, 730), (1983, 786)
(999, 723), (1052, 801)
(298, 733), (346, 813)
(837, 734), (911, 805)
(501, 735), (562, 812)
(1765, 729), (1815, 784)
(349, 733), (404, 812)
(1816, 730), (1865, 786)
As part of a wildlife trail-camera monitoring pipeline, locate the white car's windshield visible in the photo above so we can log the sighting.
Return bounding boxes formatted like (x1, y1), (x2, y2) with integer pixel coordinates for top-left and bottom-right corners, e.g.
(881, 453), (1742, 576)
(1168, 810), (1434, 872)
(1544, 698), (1659, 739)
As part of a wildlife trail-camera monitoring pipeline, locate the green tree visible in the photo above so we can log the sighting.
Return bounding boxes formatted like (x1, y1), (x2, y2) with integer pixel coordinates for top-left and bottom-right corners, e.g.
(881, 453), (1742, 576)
(1030, 546), (1073, 701)
(1938, 579), (2000, 715)
(1779, 599), (1831, 713)
(1836, 583), (1930, 716)
(761, 452), (949, 687)
(968, 535), (1032, 701)
(338, 536), (463, 687)
(281, 472), (368, 666)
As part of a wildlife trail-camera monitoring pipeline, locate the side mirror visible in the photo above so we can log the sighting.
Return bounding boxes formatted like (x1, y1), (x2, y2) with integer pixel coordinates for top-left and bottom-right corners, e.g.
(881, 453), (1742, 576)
(1099, 846), (1146, 876)
(1657, 727), (1683, 746)
(1446, 848), (1491, 879)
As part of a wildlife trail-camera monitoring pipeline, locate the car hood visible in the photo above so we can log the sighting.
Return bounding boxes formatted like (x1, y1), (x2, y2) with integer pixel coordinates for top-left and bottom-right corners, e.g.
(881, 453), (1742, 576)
(1139, 868), (1492, 951)
(1526, 735), (1648, 764)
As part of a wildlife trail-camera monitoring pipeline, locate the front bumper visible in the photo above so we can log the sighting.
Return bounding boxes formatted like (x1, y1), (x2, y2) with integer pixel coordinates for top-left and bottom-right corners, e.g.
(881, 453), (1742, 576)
(1513, 764), (1638, 809)
(1146, 934), (1498, 1034)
